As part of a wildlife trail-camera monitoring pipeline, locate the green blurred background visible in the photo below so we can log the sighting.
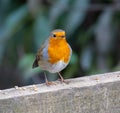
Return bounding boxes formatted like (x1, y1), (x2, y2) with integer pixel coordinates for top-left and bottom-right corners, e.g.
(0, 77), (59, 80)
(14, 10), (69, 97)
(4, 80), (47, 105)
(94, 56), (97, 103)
(0, 0), (120, 89)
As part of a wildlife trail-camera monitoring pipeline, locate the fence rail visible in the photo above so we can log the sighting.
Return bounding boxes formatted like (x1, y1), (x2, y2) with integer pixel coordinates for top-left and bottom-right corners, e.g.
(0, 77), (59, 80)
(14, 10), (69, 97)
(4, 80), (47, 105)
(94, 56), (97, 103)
(0, 71), (120, 113)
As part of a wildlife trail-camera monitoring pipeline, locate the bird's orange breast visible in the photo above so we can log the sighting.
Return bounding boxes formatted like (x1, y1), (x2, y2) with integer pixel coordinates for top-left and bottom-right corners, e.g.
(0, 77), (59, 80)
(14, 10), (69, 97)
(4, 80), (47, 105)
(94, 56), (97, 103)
(48, 37), (71, 64)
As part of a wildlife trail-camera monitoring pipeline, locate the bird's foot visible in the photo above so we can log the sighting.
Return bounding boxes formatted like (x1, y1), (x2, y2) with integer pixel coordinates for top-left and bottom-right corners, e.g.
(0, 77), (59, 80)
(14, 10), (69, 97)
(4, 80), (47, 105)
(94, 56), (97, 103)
(46, 81), (56, 86)
(58, 78), (69, 84)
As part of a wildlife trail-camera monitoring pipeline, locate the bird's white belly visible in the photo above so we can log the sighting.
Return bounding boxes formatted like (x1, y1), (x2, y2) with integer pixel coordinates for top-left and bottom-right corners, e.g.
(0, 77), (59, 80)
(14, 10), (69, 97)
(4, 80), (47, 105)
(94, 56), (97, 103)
(38, 60), (68, 73)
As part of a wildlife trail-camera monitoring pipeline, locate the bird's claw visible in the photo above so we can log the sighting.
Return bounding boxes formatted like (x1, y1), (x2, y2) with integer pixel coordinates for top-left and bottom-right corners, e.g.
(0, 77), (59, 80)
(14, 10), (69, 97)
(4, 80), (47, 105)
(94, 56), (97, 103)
(46, 81), (56, 86)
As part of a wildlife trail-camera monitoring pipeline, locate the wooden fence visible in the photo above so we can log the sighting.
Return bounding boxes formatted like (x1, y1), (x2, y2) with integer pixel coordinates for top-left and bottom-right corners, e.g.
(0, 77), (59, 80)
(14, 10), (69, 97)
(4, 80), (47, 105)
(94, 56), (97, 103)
(0, 71), (120, 113)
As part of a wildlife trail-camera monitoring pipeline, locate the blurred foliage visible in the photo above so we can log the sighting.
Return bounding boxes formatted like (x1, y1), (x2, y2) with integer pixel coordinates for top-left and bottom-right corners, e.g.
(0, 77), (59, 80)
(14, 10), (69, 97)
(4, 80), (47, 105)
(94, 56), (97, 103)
(0, 0), (120, 89)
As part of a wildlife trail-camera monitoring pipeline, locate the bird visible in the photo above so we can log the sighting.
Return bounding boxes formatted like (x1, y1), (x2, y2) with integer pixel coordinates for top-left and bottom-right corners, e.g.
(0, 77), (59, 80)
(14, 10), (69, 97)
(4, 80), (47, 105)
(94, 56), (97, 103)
(32, 29), (72, 85)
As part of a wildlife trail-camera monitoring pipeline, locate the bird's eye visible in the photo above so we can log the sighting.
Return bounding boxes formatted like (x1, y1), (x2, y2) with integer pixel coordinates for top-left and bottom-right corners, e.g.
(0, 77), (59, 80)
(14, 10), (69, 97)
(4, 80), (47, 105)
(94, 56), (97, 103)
(53, 34), (56, 37)
(61, 36), (65, 38)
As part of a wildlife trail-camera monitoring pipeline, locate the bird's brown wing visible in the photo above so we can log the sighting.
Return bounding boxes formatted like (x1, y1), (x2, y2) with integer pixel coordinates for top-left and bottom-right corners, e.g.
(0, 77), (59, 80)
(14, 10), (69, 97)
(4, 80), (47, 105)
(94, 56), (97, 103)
(32, 44), (45, 68)
(32, 55), (39, 68)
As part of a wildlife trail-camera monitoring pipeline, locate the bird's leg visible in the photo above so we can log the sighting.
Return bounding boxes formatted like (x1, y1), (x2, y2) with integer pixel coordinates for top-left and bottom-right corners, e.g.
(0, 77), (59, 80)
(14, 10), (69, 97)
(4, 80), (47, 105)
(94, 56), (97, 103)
(44, 72), (56, 86)
(58, 72), (69, 84)
(58, 72), (64, 82)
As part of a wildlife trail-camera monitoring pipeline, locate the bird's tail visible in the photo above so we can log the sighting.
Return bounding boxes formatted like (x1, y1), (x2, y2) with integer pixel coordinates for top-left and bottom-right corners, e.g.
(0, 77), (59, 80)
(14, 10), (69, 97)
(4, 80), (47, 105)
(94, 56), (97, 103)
(32, 58), (38, 68)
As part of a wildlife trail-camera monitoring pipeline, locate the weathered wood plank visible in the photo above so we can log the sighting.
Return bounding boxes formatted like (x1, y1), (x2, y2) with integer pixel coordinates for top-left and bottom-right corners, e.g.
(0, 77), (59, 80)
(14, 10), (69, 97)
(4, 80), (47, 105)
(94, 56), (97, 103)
(0, 71), (120, 113)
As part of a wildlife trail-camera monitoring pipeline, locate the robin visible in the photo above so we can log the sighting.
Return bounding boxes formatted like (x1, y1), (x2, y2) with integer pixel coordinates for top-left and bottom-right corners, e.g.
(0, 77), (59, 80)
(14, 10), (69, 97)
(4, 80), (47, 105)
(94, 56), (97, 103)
(32, 29), (72, 85)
